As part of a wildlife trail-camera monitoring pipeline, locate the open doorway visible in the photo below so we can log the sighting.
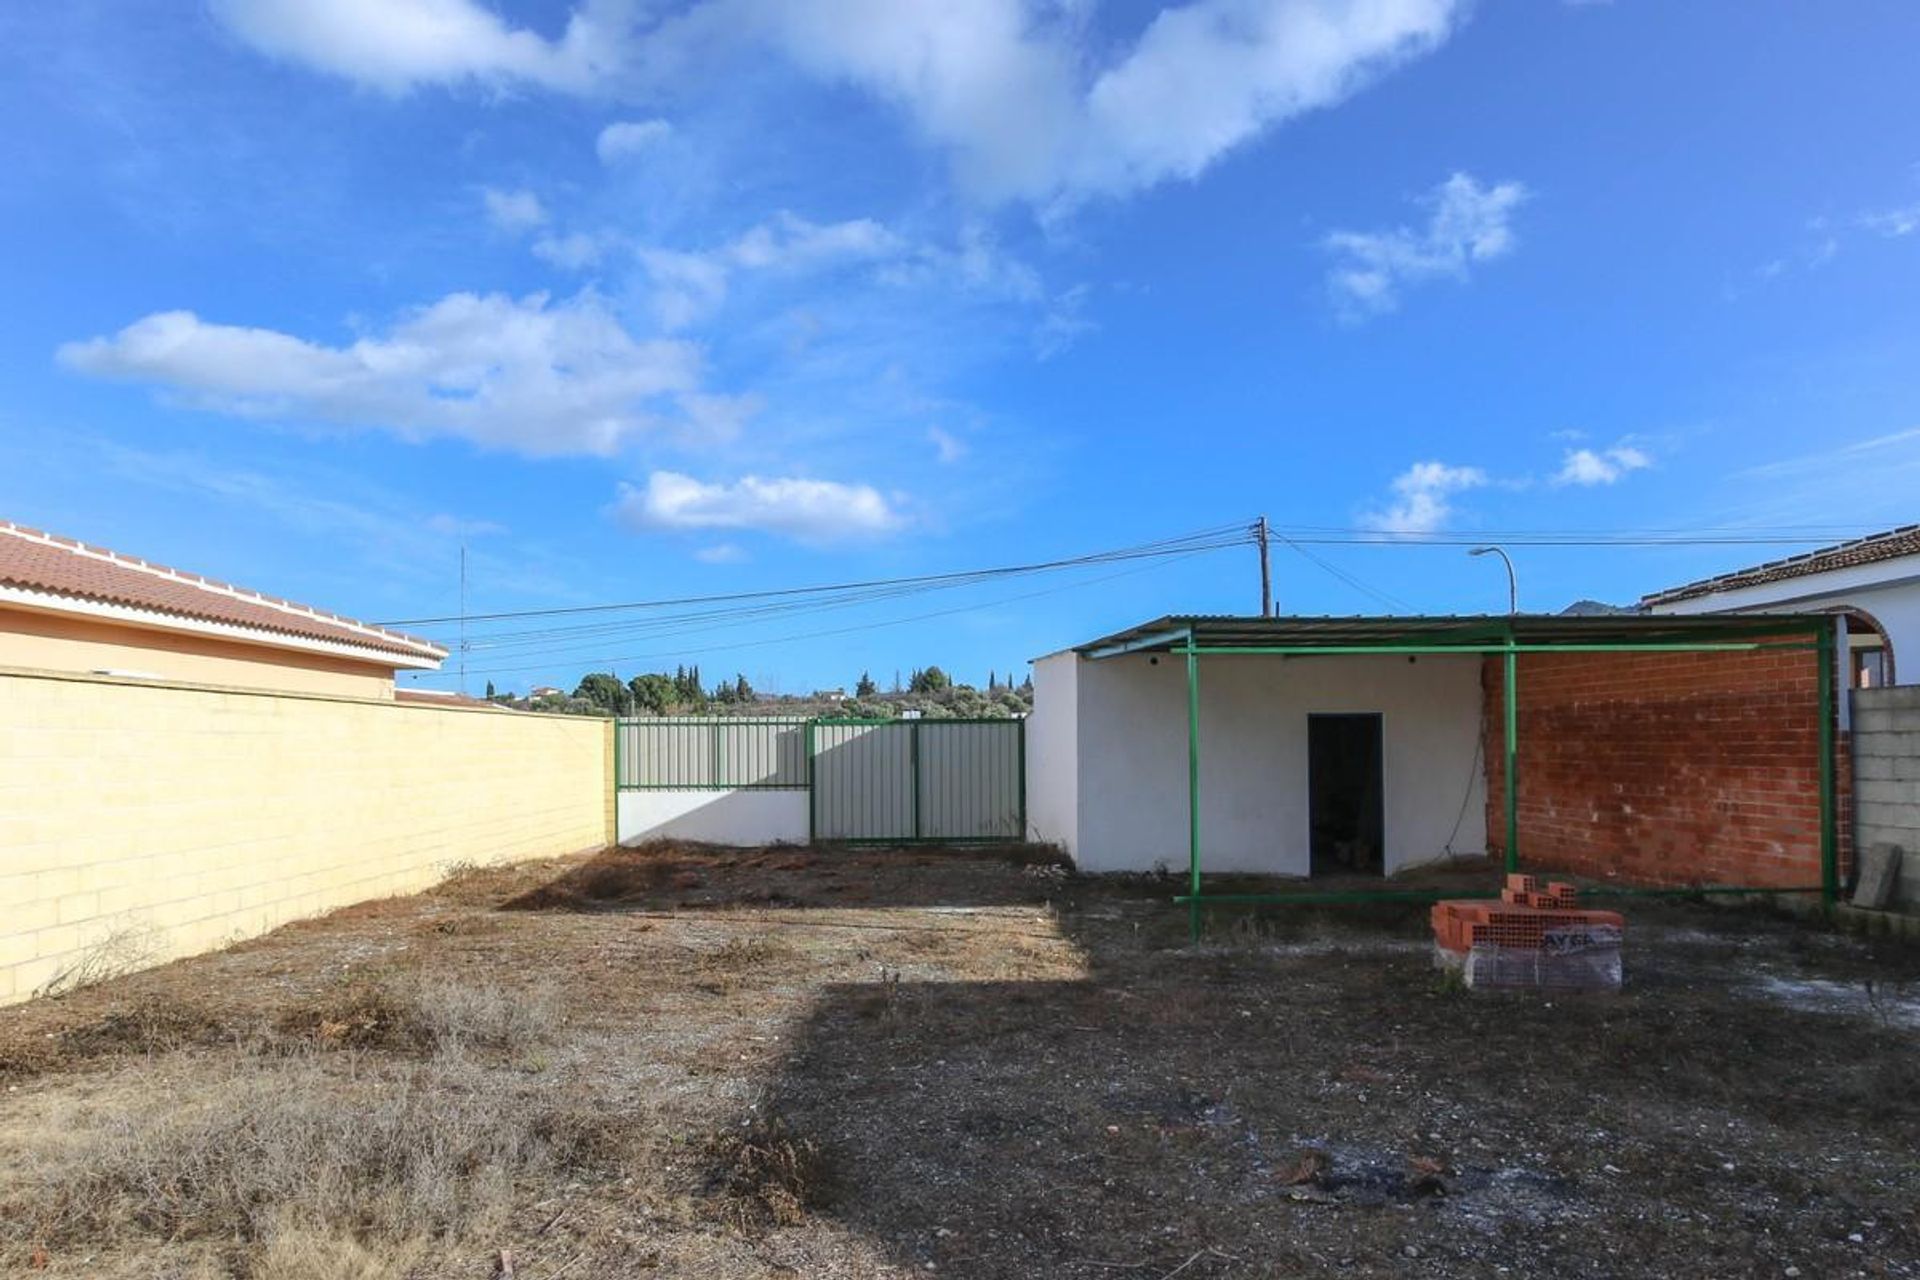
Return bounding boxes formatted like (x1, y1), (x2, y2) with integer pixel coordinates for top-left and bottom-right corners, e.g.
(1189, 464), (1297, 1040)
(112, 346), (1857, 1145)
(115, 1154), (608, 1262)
(1308, 713), (1384, 875)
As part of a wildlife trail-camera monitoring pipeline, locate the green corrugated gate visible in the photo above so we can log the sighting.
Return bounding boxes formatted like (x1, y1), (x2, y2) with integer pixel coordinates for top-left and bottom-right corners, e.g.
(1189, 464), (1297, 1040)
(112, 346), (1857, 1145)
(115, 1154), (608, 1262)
(614, 715), (1027, 844)
(808, 718), (1025, 843)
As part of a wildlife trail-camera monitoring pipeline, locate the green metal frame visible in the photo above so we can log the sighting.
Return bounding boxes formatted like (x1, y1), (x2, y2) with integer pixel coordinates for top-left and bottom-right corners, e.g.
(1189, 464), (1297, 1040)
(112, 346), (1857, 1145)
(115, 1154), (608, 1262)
(1162, 617), (1840, 940)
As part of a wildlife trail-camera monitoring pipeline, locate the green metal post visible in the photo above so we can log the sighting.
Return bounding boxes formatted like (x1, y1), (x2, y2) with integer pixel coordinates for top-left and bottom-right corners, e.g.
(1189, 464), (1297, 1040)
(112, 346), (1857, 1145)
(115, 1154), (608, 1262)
(1817, 619), (1838, 908)
(1016, 717), (1028, 839)
(1186, 636), (1202, 942)
(1503, 627), (1519, 874)
(805, 719), (818, 844)
(910, 719), (922, 840)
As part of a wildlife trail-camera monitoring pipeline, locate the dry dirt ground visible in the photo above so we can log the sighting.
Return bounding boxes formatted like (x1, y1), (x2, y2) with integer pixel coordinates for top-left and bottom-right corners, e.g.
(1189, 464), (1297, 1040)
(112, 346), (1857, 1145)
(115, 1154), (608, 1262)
(3, 842), (1920, 1279)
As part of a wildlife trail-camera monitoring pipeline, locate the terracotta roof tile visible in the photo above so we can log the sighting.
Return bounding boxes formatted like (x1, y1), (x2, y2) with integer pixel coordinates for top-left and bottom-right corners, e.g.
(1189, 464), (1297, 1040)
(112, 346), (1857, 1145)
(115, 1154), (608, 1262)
(0, 521), (446, 663)
(395, 688), (502, 708)
(1642, 523), (1920, 606)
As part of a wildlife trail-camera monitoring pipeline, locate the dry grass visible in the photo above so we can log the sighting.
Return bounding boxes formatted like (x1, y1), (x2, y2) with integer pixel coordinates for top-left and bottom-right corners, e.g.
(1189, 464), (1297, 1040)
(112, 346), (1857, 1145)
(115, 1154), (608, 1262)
(277, 976), (556, 1055)
(34, 925), (158, 1000)
(3, 1050), (618, 1256)
(702, 1115), (834, 1229)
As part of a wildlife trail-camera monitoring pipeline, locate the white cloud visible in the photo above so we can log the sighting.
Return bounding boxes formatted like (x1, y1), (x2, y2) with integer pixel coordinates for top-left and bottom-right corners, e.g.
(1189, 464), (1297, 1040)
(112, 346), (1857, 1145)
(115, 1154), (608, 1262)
(1324, 172), (1528, 319)
(1034, 282), (1094, 357)
(217, 2), (1463, 208)
(597, 118), (673, 163)
(210, 0), (632, 94)
(1072, 0), (1457, 200)
(638, 246), (734, 330)
(730, 212), (903, 270)
(1553, 444), (1651, 487)
(483, 187), (548, 232)
(694, 542), (748, 563)
(1363, 460), (1487, 534)
(727, 0), (1462, 206)
(638, 212), (910, 329)
(927, 426), (966, 464)
(532, 230), (617, 270)
(1862, 201), (1920, 238)
(58, 291), (714, 457)
(616, 471), (904, 542)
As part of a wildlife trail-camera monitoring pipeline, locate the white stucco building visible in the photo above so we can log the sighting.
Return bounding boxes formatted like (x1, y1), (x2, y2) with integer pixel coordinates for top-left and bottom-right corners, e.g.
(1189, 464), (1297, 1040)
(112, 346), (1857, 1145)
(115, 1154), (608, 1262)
(1643, 523), (1919, 689)
(1024, 612), (1844, 885)
(1028, 634), (1486, 876)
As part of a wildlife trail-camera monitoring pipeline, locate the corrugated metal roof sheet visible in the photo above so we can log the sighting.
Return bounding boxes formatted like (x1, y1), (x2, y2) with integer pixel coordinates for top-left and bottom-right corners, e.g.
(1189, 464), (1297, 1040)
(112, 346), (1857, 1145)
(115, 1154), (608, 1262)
(1073, 612), (1825, 656)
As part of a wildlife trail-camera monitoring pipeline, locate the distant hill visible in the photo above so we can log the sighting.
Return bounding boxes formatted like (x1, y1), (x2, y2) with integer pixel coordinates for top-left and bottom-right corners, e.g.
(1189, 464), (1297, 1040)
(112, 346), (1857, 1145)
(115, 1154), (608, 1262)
(1558, 599), (1641, 617)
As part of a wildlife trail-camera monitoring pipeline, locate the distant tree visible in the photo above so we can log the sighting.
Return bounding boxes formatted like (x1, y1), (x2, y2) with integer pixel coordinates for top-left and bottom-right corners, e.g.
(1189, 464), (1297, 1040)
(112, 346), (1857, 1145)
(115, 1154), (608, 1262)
(673, 664), (706, 707)
(734, 673), (754, 703)
(909, 665), (952, 694)
(628, 672), (674, 715)
(485, 680), (496, 699)
(856, 670), (877, 698)
(573, 672), (630, 715)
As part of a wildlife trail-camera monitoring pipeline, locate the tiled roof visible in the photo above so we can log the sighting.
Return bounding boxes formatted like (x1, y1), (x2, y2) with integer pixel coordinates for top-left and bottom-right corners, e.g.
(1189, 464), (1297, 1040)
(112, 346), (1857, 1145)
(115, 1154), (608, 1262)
(0, 520), (446, 663)
(1641, 524), (1920, 606)
(395, 688), (502, 708)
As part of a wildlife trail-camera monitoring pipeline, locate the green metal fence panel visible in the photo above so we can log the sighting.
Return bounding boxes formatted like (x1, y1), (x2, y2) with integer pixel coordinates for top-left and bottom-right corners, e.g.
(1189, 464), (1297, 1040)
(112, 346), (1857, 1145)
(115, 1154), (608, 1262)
(810, 721), (915, 839)
(810, 717), (1025, 842)
(918, 720), (1024, 840)
(616, 715), (1027, 838)
(615, 718), (810, 790)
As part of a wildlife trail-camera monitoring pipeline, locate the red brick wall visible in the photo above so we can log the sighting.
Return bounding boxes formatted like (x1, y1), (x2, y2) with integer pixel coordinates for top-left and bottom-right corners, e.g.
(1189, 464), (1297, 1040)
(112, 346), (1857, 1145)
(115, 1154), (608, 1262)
(1480, 645), (1847, 889)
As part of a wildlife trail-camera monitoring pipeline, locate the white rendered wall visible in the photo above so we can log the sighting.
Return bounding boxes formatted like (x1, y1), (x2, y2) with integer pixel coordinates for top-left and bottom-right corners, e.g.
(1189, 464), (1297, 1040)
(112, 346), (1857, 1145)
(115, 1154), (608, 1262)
(1068, 652), (1487, 876)
(1648, 559), (1920, 686)
(617, 790), (809, 845)
(1025, 652), (1080, 855)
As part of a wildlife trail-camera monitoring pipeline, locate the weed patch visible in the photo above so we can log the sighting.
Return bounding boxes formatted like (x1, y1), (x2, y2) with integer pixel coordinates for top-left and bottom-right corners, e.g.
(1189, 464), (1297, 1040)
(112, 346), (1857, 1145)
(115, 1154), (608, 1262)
(702, 1116), (833, 1229)
(276, 978), (556, 1056)
(2, 1053), (621, 1258)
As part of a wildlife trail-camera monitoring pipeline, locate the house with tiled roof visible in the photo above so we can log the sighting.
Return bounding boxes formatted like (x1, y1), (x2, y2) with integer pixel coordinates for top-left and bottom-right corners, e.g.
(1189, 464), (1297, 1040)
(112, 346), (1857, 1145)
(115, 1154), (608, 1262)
(1642, 523), (1919, 689)
(0, 520), (446, 698)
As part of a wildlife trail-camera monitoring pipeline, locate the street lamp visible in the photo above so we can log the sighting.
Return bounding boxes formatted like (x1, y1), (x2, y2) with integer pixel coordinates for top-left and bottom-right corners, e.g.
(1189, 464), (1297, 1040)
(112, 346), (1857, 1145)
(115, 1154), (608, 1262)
(1470, 545), (1517, 614)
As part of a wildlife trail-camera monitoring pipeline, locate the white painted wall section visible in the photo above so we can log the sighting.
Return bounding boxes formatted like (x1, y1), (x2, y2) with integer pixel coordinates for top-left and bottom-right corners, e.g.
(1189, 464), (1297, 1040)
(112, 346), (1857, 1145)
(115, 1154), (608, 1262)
(617, 790), (809, 845)
(1036, 651), (1486, 875)
(1025, 652), (1080, 855)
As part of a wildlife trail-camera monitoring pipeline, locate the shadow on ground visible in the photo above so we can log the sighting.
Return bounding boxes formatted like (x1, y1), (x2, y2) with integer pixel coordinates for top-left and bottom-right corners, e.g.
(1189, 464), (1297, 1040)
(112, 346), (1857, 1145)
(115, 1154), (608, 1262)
(495, 841), (1920, 1279)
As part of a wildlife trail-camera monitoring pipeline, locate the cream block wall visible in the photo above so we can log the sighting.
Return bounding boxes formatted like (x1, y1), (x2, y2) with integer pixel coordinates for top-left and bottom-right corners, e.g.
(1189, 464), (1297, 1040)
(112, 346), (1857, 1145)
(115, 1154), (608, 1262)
(0, 605), (404, 698)
(0, 668), (613, 1005)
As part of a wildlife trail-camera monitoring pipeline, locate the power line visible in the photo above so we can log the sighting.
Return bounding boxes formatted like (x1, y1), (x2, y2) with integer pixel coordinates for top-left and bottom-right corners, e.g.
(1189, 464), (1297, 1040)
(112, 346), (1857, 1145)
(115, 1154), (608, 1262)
(392, 519), (1872, 634)
(435, 543), (1228, 681)
(384, 522), (1254, 629)
(1276, 534), (1412, 612)
(1268, 525), (1879, 547)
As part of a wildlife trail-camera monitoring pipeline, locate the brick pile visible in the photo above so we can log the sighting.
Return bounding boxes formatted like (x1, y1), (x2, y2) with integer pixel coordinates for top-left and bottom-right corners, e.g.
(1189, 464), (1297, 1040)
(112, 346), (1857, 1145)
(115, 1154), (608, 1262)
(1432, 875), (1625, 992)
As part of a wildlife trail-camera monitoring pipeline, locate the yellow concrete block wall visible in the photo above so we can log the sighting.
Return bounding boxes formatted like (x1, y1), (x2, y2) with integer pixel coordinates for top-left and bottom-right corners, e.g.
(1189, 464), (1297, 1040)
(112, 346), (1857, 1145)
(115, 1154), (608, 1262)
(0, 668), (612, 1005)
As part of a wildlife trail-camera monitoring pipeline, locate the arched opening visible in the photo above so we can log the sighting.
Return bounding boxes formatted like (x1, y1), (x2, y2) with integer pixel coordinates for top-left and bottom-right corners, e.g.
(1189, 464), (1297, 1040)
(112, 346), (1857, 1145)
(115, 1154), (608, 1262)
(1838, 608), (1895, 689)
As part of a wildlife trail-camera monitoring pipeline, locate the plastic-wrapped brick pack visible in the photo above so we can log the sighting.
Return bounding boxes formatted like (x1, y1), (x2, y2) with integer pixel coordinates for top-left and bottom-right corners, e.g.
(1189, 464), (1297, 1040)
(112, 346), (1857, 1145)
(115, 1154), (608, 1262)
(1434, 923), (1624, 991)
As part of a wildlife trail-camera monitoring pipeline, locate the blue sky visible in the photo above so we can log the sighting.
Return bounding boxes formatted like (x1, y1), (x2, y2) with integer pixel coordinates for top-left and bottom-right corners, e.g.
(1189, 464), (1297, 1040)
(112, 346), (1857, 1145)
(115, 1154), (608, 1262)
(3, 1), (1918, 695)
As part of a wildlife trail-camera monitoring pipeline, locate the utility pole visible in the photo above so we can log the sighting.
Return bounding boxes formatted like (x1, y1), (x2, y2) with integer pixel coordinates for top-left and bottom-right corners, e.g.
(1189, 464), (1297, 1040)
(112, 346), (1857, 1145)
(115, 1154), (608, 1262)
(458, 545), (468, 696)
(1256, 515), (1273, 617)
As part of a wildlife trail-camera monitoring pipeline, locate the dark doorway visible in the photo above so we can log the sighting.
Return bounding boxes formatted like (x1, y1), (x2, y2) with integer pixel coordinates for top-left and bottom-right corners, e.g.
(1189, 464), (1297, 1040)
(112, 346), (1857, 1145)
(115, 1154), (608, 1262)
(1308, 714), (1384, 875)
